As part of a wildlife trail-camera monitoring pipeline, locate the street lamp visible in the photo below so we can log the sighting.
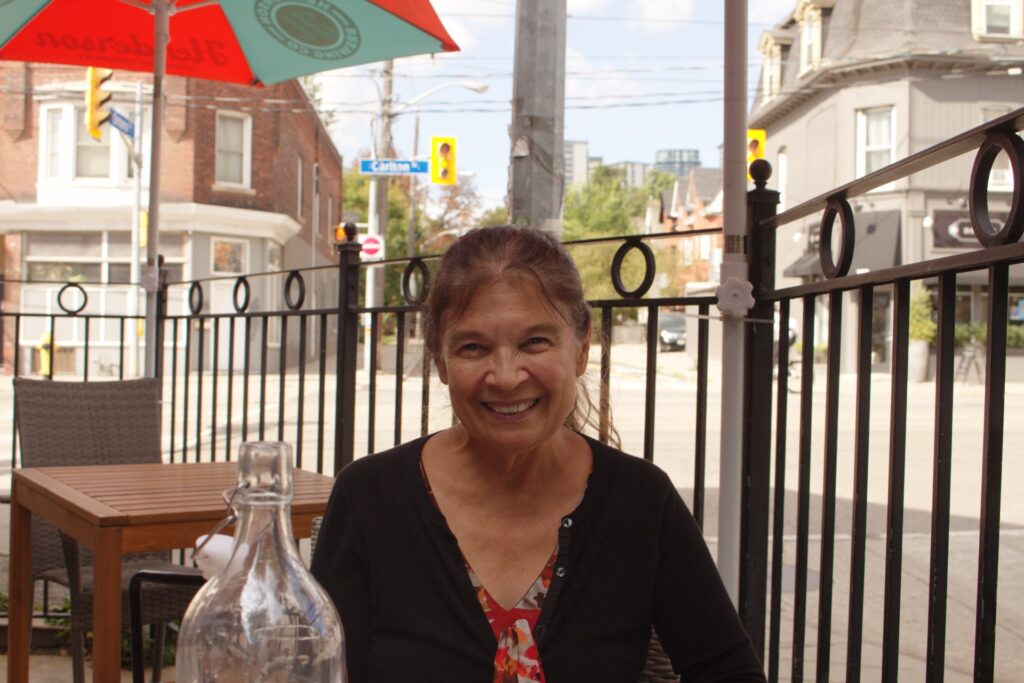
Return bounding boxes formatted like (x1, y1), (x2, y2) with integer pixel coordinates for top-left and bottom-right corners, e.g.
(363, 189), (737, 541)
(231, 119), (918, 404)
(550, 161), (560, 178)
(364, 72), (487, 370)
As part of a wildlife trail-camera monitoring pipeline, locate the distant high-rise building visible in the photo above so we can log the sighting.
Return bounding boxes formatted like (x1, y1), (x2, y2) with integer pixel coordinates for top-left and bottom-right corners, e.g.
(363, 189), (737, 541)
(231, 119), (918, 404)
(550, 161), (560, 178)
(654, 149), (701, 178)
(608, 161), (649, 189)
(564, 140), (590, 188)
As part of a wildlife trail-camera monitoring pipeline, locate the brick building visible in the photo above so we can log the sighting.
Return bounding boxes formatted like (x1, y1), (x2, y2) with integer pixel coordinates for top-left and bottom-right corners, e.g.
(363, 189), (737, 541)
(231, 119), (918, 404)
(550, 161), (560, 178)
(0, 62), (342, 375)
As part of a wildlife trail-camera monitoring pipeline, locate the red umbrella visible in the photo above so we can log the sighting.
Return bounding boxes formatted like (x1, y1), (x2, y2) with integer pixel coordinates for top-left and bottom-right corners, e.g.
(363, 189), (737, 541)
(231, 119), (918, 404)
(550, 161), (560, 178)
(0, 0), (459, 374)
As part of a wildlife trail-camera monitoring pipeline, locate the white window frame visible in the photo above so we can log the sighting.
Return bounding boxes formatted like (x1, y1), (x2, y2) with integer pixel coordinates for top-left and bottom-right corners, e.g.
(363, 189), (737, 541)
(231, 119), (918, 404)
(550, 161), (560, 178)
(760, 39), (783, 104)
(777, 147), (788, 212)
(297, 157), (304, 219)
(856, 106), (896, 190)
(210, 236), (249, 276)
(37, 103), (138, 187)
(214, 111), (252, 190)
(799, 8), (822, 75)
(972, 0), (1023, 38)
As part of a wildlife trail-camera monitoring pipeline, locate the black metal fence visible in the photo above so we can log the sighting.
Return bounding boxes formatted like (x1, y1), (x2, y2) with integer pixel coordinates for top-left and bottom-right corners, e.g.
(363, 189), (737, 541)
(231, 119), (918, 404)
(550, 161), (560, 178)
(6, 108), (1024, 679)
(739, 108), (1024, 682)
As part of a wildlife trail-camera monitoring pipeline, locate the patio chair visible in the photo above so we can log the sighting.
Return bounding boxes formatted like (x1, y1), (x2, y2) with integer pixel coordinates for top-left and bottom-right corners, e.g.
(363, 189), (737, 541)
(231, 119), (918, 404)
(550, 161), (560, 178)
(13, 377), (202, 683)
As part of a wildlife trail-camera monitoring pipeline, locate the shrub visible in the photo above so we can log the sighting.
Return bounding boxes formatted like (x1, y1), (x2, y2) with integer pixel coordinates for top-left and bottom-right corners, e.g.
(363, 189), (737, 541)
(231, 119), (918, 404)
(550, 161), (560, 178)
(909, 289), (936, 345)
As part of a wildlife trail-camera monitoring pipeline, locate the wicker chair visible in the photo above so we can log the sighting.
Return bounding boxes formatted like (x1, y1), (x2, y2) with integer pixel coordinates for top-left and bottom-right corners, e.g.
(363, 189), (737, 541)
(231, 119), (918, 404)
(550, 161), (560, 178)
(13, 377), (202, 683)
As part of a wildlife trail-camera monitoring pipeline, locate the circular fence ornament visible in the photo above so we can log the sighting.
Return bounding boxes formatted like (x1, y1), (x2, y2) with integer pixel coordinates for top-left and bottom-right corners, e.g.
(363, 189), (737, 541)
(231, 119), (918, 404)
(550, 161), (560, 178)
(188, 282), (204, 315)
(233, 277), (251, 313)
(610, 237), (656, 299)
(818, 196), (855, 279)
(284, 270), (306, 310)
(57, 282), (87, 315)
(402, 258), (430, 305)
(969, 131), (1024, 247)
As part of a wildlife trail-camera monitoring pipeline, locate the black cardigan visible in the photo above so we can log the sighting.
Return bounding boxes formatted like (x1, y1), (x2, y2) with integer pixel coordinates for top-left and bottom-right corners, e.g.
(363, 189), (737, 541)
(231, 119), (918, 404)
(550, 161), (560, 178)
(310, 435), (766, 682)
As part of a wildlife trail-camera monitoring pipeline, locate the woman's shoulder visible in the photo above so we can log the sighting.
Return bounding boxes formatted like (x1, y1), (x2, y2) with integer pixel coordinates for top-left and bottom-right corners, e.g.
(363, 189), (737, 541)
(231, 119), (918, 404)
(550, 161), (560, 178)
(583, 434), (675, 492)
(335, 436), (427, 489)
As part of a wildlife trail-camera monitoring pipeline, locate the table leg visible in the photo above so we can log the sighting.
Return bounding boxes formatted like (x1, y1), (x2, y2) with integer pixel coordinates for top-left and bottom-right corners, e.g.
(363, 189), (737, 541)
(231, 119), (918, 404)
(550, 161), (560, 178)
(91, 528), (124, 682)
(7, 486), (32, 682)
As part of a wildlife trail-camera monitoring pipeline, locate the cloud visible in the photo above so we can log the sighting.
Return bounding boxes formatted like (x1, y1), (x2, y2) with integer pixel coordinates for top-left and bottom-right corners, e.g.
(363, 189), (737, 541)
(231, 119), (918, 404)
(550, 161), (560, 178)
(431, 0), (514, 52)
(749, 0), (795, 25)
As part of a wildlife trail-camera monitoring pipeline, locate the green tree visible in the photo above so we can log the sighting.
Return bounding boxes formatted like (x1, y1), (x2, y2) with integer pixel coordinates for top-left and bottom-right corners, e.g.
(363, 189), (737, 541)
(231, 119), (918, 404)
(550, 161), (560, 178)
(480, 205), (509, 227)
(342, 163), (426, 311)
(562, 165), (680, 304)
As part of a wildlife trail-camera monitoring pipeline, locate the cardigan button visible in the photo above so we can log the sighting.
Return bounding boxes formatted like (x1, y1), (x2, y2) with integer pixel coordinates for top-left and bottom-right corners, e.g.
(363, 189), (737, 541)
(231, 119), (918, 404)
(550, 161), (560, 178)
(555, 566), (566, 578)
(561, 517), (573, 528)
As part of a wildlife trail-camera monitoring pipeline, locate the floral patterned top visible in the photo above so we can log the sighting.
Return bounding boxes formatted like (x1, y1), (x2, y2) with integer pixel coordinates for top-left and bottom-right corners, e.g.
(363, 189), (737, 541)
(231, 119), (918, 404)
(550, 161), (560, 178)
(468, 549), (556, 683)
(420, 458), (553, 683)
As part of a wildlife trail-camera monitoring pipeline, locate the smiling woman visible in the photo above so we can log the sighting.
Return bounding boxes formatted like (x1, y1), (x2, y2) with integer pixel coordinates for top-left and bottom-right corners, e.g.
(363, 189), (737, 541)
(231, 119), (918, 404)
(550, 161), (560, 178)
(311, 226), (766, 683)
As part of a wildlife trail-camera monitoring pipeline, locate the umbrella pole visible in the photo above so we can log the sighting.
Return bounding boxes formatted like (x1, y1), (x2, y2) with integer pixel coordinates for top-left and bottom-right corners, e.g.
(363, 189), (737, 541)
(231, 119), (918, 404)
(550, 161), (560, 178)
(144, 0), (169, 377)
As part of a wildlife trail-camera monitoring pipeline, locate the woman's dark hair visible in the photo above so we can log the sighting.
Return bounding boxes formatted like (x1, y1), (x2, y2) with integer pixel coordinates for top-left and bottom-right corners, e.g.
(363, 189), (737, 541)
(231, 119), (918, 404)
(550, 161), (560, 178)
(423, 225), (616, 443)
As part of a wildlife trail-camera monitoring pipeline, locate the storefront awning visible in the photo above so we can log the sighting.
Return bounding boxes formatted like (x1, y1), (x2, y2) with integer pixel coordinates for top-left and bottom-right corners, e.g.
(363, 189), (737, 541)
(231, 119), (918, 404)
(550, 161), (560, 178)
(783, 210), (901, 279)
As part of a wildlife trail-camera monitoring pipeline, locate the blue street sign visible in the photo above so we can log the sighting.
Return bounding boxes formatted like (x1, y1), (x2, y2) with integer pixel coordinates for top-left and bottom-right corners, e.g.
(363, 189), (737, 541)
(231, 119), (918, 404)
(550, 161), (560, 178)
(108, 108), (134, 139)
(359, 159), (429, 175)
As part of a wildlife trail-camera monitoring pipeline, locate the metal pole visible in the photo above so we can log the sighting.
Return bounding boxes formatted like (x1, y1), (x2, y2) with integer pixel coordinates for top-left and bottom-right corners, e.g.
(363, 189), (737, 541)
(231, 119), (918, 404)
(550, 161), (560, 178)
(143, 0), (169, 377)
(717, 0), (751, 606)
(508, 0), (566, 237)
(364, 61), (392, 375)
(407, 114), (419, 258)
(130, 81), (144, 378)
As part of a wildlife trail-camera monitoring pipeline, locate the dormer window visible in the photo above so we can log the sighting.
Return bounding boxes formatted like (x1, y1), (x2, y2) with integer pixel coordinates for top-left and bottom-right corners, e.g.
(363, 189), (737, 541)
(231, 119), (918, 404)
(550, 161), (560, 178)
(758, 34), (786, 103)
(799, 9), (821, 73)
(794, 0), (832, 75)
(973, 0), (1023, 39)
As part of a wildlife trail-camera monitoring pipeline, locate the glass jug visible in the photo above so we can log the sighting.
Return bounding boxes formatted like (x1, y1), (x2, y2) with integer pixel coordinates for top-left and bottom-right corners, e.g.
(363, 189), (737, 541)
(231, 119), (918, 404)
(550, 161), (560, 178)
(176, 441), (345, 682)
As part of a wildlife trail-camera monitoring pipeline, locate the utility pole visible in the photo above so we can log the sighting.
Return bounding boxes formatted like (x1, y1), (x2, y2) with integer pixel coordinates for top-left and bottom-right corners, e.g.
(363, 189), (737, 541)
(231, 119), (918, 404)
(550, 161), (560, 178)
(365, 60), (393, 373)
(717, 0), (752, 607)
(407, 114), (419, 258)
(508, 0), (567, 237)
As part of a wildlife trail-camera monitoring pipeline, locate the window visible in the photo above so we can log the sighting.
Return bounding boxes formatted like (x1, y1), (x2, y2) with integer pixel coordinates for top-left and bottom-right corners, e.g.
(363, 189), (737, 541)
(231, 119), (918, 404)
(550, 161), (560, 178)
(983, 107), (1014, 191)
(973, 0), (1022, 38)
(777, 147), (788, 212)
(759, 37), (784, 103)
(312, 162), (320, 235)
(856, 107), (895, 179)
(798, 6), (822, 74)
(45, 108), (62, 179)
(215, 112), (251, 186)
(987, 0), (1013, 33)
(326, 195), (333, 237)
(75, 108), (111, 178)
(211, 237), (248, 275)
(296, 157), (304, 218)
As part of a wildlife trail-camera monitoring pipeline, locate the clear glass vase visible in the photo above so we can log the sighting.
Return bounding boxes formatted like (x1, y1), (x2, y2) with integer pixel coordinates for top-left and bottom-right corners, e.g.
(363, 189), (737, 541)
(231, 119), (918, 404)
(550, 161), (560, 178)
(176, 441), (345, 683)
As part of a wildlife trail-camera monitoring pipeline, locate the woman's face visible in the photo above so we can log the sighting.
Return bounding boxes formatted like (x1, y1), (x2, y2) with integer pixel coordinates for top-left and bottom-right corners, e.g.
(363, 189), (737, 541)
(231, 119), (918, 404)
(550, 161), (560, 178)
(435, 277), (589, 458)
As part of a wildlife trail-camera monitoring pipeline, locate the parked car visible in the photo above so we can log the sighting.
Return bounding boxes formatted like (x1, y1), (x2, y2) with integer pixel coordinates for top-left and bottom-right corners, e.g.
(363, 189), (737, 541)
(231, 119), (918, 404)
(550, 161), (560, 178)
(658, 311), (687, 352)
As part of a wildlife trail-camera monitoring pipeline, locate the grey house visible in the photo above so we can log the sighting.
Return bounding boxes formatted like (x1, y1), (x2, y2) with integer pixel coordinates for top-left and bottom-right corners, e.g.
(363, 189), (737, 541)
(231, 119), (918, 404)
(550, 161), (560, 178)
(752, 0), (1024, 371)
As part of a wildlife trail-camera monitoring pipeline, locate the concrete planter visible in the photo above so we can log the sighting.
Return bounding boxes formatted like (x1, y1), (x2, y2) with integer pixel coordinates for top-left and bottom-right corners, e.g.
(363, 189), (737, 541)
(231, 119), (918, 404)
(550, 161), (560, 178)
(908, 339), (931, 383)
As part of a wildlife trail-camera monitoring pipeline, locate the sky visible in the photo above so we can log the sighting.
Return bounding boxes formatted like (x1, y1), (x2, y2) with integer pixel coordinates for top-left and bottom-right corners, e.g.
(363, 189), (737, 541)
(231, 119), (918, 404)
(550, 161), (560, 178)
(315, 0), (797, 217)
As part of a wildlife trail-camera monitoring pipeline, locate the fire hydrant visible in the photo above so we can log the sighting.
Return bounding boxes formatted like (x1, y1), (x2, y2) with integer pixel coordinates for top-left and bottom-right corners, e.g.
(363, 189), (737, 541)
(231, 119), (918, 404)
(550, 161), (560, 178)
(37, 331), (55, 376)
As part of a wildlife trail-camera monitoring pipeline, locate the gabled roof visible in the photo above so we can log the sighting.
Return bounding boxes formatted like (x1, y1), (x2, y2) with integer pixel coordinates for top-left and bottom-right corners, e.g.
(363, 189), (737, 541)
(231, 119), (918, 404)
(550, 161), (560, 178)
(688, 167), (723, 206)
(751, 0), (1024, 126)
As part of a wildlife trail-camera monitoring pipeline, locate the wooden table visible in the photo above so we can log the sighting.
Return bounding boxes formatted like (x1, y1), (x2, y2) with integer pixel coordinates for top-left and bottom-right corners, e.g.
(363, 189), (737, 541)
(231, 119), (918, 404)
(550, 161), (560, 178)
(7, 462), (336, 682)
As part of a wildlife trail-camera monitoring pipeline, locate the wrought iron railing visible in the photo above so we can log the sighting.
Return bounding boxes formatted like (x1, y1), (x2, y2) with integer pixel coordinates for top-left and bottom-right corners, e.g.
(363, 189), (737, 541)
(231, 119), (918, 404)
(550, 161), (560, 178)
(740, 107), (1024, 682)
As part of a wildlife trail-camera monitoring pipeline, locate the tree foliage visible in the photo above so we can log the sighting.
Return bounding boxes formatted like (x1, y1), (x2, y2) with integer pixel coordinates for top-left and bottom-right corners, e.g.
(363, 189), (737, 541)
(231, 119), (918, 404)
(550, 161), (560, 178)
(562, 165), (682, 304)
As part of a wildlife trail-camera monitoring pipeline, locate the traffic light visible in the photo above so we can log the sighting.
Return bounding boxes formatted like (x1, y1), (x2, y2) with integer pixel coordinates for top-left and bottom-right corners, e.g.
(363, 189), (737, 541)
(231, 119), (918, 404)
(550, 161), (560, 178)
(430, 136), (456, 185)
(85, 66), (113, 141)
(746, 128), (766, 180)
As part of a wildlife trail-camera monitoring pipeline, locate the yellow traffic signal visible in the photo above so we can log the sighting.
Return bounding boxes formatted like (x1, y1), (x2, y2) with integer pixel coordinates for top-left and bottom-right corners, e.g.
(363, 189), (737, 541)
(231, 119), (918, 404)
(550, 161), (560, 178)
(85, 66), (113, 141)
(746, 128), (766, 180)
(430, 136), (456, 185)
